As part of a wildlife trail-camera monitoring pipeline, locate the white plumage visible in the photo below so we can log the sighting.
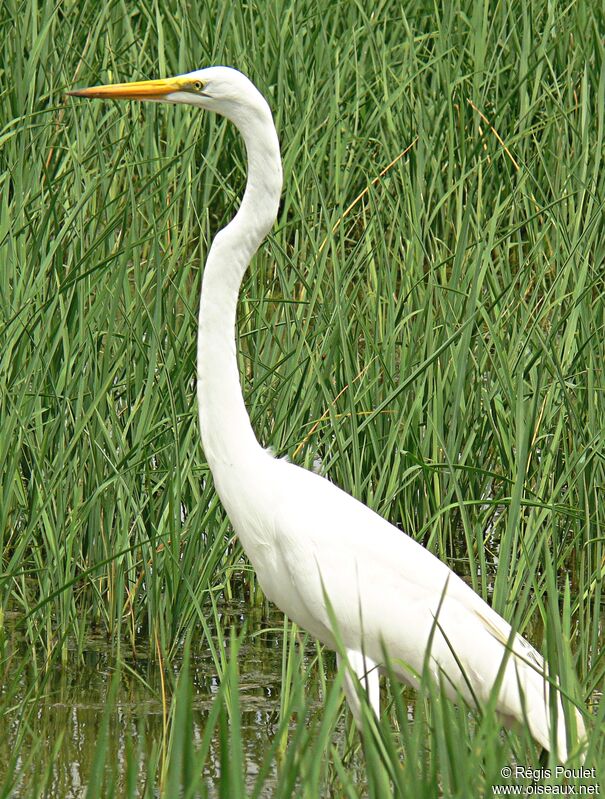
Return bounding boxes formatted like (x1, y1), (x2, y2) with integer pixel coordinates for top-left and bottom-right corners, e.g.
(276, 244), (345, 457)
(69, 65), (586, 762)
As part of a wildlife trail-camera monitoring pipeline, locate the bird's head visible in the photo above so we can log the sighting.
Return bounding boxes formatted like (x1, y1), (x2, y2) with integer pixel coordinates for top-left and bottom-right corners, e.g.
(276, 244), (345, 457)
(67, 66), (271, 128)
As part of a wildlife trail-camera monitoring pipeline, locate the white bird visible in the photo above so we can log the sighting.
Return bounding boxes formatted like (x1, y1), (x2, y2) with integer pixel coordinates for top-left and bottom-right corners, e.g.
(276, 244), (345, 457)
(68, 66), (586, 761)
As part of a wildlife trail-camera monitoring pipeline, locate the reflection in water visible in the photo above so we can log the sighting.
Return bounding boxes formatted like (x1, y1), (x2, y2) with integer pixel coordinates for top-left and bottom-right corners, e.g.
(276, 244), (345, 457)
(3, 603), (325, 798)
(1, 586), (556, 796)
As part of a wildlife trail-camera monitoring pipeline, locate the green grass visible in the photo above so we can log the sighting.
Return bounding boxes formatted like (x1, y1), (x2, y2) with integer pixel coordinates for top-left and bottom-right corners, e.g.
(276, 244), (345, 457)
(1, 0), (604, 795)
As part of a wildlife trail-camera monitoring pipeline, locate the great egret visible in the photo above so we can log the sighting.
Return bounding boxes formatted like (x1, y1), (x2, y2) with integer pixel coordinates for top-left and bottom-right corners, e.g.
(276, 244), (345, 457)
(68, 66), (586, 761)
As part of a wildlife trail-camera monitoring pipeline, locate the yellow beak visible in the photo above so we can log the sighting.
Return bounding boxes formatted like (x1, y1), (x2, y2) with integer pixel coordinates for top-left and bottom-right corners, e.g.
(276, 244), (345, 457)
(66, 77), (187, 101)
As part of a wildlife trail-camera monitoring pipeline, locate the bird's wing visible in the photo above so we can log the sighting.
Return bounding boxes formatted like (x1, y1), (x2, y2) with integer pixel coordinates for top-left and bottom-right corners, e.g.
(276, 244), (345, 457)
(269, 460), (545, 676)
(268, 461), (584, 757)
(472, 605), (544, 669)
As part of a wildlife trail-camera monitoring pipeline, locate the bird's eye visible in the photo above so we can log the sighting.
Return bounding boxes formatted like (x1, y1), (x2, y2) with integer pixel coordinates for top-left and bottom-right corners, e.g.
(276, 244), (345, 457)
(194, 81), (203, 92)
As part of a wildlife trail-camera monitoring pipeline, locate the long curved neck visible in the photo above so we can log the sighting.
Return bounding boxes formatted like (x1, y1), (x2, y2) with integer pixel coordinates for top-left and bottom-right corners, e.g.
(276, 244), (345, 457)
(197, 103), (282, 475)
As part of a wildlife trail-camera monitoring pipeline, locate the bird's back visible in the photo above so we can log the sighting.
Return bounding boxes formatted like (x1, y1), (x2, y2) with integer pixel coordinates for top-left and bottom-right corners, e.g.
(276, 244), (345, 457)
(227, 453), (584, 760)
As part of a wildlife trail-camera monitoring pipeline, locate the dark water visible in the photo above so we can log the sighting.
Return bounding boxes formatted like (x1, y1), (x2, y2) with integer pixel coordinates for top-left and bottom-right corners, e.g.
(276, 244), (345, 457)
(1, 571), (571, 797)
(1, 603), (323, 798)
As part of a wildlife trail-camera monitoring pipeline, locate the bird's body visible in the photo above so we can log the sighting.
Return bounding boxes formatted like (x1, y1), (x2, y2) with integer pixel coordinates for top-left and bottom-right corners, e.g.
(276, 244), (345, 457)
(213, 445), (569, 750)
(68, 66), (586, 762)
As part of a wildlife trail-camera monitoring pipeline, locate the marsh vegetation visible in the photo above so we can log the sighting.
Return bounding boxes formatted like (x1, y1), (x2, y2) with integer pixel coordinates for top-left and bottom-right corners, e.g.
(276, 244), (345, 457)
(1, 0), (604, 795)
